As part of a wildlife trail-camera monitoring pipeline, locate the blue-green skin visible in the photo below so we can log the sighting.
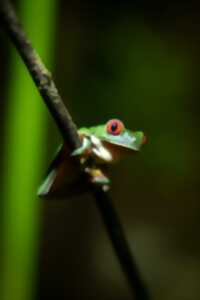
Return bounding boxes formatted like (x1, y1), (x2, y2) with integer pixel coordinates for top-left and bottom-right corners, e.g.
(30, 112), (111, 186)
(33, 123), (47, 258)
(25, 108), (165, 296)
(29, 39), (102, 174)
(72, 124), (145, 158)
(79, 125), (144, 151)
(80, 126), (144, 150)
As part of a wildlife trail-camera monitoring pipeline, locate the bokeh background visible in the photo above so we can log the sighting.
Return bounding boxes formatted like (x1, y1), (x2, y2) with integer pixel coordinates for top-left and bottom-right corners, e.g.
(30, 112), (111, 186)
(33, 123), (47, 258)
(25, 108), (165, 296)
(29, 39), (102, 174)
(0, 1), (200, 300)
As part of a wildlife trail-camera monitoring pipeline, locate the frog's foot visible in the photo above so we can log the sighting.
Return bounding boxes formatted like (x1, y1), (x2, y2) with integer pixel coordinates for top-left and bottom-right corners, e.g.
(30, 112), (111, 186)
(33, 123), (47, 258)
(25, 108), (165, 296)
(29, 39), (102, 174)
(85, 167), (110, 189)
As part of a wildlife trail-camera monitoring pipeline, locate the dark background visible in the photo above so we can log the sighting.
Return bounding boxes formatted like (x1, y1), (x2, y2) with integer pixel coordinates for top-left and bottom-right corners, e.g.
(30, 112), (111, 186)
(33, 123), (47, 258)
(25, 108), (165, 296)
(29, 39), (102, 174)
(1, 1), (200, 299)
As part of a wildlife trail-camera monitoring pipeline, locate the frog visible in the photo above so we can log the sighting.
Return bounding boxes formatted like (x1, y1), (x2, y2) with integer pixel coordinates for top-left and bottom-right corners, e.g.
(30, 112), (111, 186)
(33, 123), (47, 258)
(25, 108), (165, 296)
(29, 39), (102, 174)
(38, 119), (146, 197)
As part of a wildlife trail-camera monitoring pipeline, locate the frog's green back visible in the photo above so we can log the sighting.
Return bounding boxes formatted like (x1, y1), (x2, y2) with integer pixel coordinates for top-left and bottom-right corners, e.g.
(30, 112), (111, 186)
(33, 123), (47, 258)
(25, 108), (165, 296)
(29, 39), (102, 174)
(78, 124), (145, 151)
(78, 125), (105, 137)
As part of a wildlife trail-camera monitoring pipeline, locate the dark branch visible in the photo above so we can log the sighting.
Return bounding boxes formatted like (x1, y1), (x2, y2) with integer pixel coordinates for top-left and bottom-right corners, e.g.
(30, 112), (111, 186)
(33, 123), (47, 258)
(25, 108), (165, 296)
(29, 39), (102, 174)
(0, 1), (150, 299)
(92, 188), (150, 300)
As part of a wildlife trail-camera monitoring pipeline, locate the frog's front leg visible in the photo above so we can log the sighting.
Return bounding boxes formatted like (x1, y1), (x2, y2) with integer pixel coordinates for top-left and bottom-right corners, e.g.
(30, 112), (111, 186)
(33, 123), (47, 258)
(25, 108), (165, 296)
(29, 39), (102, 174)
(71, 136), (92, 157)
(72, 136), (110, 189)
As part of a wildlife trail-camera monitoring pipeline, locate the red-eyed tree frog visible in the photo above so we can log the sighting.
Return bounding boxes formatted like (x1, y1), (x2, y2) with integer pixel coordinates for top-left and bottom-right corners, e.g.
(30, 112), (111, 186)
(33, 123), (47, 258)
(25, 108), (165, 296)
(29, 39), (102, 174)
(38, 119), (146, 197)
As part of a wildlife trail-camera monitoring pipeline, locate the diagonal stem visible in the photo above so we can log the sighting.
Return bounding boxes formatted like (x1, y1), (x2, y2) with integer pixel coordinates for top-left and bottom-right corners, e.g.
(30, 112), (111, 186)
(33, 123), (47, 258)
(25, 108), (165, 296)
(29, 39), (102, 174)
(0, 1), (150, 299)
(92, 187), (150, 299)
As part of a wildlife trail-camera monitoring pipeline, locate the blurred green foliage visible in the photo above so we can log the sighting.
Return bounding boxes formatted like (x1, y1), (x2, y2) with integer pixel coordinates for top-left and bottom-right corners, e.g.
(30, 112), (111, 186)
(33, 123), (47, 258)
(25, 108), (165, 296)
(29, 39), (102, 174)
(0, 1), (57, 300)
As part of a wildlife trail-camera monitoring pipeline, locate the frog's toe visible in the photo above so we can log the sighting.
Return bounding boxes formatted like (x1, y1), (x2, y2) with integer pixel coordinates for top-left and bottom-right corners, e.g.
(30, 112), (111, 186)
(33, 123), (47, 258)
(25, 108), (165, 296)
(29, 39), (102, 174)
(89, 169), (110, 186)
(71, 147), (84, 156)
(71, 137), (92, 157)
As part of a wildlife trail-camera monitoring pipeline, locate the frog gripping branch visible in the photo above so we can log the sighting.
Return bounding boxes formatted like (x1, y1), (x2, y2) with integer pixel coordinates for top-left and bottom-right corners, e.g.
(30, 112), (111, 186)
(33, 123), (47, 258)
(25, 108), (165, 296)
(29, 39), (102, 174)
(0, 2), (151, 299)
(38, 119), (146, 196)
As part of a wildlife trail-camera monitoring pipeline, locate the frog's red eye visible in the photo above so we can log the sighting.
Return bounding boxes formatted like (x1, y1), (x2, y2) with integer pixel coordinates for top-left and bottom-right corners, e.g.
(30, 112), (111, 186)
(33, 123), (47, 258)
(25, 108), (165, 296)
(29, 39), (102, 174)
(106, 119), (124, 135)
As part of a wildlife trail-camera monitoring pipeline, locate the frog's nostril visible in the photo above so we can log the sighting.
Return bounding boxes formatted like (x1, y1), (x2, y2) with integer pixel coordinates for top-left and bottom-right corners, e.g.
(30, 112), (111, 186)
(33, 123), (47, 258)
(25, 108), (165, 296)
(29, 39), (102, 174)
(142, 135), (148, 145)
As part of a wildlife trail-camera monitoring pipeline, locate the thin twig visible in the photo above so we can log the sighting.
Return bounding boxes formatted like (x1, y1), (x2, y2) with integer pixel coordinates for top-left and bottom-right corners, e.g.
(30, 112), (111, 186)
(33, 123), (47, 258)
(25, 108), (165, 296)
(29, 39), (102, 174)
(0, 1), (150, 299)
(92, 188), (150, 300)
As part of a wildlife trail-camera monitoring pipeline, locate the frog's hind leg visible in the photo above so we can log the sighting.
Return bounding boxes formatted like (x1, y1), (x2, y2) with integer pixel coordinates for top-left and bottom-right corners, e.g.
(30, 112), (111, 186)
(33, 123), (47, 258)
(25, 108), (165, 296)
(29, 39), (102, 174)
(37, 168), (58, 197)
(38, 144), (80, 198)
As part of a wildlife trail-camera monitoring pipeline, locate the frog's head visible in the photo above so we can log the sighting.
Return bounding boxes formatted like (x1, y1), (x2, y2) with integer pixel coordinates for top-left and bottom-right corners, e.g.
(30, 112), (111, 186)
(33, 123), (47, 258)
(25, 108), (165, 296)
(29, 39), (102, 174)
(95, 119), (147, 151)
